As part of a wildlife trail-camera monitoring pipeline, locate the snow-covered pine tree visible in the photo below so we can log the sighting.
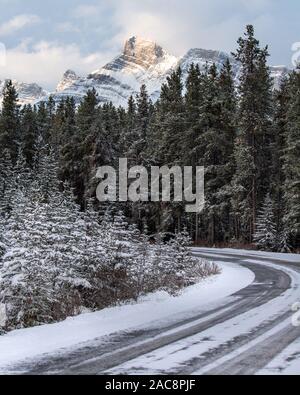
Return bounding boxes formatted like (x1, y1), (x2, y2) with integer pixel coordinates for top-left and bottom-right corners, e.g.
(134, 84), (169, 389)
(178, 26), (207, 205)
(0, 150), (92, 329)
(127, 224), (152, 299)
(79, 199), (108, 309)
(166, 229), (201, 290)
(120, 95), (136, 157)
(276, 229), (292, 253)
(20, 104), (38, 167)
(0, 218), (7, 260)
(159, 68), (185, 166)
(0, 149), (14, 217)
(36, 101), (51, 145)
(271, 78), (289, 233)
(148, 232), (176, 294)
(196, 62), (236, 245)
(149, 233), (167, 289)
(232, 25), (273, 243)
(283, 68), (300, 247)
(0, 182), (57, 330)
(0, 80), (20, 162)
(231, 140), (255, 242)
(34, 150), (92, 313)
(253, 194), (277, 251)
(100, 211), (140, 303)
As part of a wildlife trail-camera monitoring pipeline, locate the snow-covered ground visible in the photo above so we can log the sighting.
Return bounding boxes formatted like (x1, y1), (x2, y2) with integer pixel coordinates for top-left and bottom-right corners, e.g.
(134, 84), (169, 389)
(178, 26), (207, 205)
(0, 260), (253, 371)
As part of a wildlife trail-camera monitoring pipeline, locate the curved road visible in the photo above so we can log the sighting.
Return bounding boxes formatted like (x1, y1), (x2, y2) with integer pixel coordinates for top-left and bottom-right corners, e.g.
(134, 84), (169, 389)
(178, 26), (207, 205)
(11, 249), (300, 375)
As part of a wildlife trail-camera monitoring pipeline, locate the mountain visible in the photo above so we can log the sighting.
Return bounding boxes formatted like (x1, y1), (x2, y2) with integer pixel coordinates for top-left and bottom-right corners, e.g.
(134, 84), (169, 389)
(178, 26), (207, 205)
(0, 80), (48, 107)
(54, 37), (289, 106)
(1, 37), (290, 108)
(53, 36), (178, 107)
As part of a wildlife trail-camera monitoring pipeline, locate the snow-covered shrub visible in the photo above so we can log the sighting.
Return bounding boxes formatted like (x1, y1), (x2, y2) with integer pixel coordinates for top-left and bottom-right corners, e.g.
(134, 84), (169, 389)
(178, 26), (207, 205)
(0, 153), (92, 330)
(163, 230), (221, 294)
(135, 230), (221, 297)
(0, 150), (220, 332)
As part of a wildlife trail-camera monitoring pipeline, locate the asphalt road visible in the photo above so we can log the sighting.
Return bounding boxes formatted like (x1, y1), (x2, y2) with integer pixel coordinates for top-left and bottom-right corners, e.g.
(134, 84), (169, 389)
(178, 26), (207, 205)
(7, 249), (300, 375)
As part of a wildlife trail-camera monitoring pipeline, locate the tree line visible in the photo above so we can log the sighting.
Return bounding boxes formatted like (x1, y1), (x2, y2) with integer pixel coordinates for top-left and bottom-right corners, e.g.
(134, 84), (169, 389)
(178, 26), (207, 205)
(0, 25), (299, 252)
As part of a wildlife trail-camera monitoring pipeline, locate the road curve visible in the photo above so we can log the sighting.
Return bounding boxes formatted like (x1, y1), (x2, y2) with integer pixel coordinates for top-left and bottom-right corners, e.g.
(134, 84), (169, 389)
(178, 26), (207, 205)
(11, 250), (300, 375)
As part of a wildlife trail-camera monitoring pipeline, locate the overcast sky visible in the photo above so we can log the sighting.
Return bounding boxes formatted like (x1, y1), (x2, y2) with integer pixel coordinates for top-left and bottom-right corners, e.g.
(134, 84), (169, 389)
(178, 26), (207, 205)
(0, 0), (299, 90)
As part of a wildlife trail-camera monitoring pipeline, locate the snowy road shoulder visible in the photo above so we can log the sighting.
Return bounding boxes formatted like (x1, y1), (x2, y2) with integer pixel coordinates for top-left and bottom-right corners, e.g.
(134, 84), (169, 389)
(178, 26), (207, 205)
(0, 260), (254, 371)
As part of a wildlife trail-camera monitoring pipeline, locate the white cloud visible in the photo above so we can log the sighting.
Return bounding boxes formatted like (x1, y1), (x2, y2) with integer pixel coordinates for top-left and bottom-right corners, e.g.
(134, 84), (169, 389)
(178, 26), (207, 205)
(0, 40), (115, 90)
(0, 14), (41, 37)
(108, 0), (274, 56)
(0, 0), (285, 89)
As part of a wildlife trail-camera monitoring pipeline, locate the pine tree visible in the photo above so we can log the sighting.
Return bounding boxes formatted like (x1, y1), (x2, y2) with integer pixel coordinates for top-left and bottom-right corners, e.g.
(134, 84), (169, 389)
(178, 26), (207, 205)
(36, 101), (52, 145)
(215, 60), (237, 242)
(167, 229), (195, 285)
(232, 25), (273, 243)
(77, 88), (98, 135)
(65, 89), (99, 207)
(159, 67), (185, 165)
(271, 78), (289, 234)
(231, 140), (255, 242)
(0, 149), (14, 217)
(100, 211), (138, 303)
(253, 194), (277, 251)
(126, 85), (151, 165)
(276, 229), (292, 253)
(196, 63), (237, 244)
(0, 152), (91, 329)
(283, 68), (300, 246)
(20, 104), (38, 166)
(0, 80), (20, 161)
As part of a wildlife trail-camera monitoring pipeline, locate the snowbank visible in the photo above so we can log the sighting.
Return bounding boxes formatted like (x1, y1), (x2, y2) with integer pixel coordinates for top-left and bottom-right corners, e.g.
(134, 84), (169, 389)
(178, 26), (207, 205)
(0, 260), (254, 370)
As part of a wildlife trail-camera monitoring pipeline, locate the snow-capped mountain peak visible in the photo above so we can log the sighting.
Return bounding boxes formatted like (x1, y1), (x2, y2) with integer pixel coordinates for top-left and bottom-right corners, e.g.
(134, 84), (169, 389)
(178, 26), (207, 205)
(123, 36), (166, 67)
(56, 69), (79, 92)
(52, 36), (179, 107)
